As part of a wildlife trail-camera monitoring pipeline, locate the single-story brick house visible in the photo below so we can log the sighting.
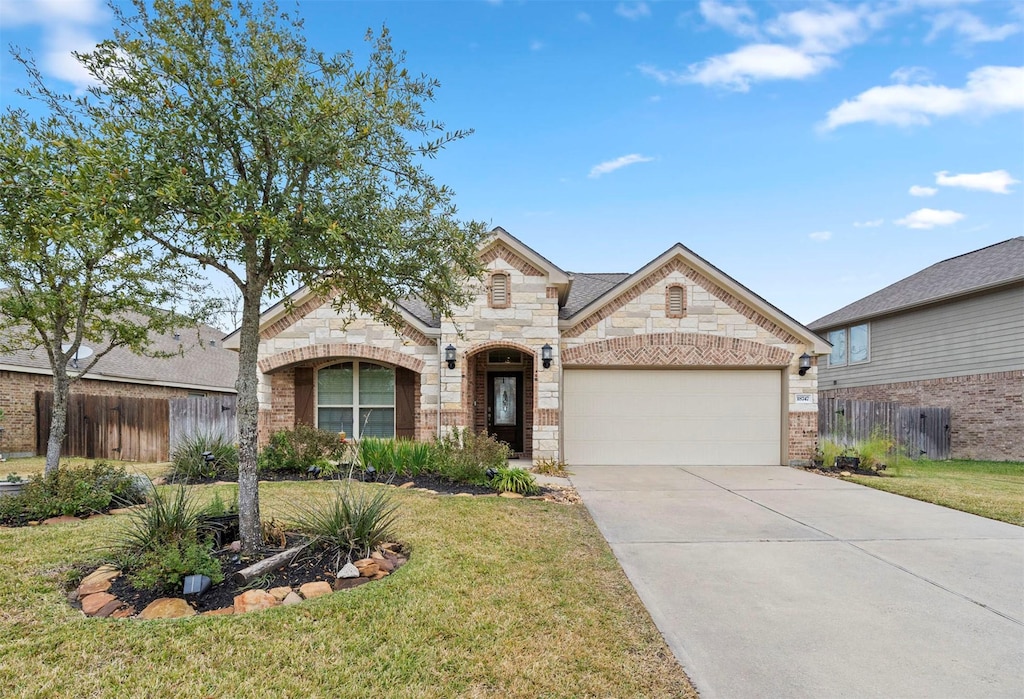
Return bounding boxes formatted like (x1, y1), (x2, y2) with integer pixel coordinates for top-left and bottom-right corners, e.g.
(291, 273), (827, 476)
(0, 324), (237, 459)
(228, 228), (829, 466)
(809, 236), (1023, 462)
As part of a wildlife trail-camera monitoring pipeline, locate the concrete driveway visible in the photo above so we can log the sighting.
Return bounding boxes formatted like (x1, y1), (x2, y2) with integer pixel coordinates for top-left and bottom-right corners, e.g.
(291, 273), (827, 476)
(570, 465), (1024, 699)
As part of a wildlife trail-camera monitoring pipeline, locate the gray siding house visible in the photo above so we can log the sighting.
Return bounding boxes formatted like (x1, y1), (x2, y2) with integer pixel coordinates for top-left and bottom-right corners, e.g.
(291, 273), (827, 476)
(808, 237), (1024, 461)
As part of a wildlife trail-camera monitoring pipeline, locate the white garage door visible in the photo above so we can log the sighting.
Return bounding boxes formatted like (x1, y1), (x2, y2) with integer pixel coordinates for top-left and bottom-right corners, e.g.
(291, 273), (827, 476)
(563, 369), (782, 466)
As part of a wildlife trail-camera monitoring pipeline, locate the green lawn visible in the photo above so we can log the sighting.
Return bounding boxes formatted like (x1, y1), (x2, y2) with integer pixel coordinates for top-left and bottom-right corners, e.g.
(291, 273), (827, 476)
(0, 480), (696, 698)
(3, 455), (171, 481)
(848, 459), (1024, 526)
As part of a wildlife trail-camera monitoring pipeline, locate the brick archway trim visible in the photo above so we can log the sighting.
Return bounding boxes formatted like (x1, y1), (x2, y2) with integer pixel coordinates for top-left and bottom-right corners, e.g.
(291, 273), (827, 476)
(259, 344), (425, 374)
(562, 333), (793, 367)
(465, 340), (539, 359)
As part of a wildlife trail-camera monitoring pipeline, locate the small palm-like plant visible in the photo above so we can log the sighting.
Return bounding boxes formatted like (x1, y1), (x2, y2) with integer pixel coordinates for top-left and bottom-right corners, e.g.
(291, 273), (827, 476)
(490, 467), (540, 496)
(290, 482), (399, 569)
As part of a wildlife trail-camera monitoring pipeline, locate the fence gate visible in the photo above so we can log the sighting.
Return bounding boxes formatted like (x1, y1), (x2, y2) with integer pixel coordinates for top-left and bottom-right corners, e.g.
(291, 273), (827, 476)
(168, 395), (238, 452)
(819, 397), (951, 460)
(36, 392), (170, 462)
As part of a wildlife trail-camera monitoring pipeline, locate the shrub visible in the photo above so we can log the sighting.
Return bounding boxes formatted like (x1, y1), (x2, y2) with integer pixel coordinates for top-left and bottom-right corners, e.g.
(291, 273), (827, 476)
(258, 425), (347, 474)
(170, 431), (239, 481)
(397, 440), (433, 477)
(290, 482), (399, 569)
(432, 428), (511, 485)
(490, 467), (540, 495)
(0, 461), (146, 524)
(360, 437), (398, 476)
(532, 458), (570, 477)
(818, 439), (845, 468)
(110, 485), (223, 592)
(857, 430), (895, 471)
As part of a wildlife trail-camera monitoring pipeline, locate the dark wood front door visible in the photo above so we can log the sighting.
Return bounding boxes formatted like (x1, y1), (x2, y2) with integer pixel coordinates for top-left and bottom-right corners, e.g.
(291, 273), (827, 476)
(486, 371), (523, 453)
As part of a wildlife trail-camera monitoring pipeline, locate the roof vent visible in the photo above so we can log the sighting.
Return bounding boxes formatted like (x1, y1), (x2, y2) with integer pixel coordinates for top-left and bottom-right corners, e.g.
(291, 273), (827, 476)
(209, 340), (216, 347)
(173, 332), (181, 341)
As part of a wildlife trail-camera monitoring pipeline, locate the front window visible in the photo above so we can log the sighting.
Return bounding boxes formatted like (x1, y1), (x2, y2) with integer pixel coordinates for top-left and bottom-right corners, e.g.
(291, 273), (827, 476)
(827, 324), (868, 366)
(317, 362), (395, 438)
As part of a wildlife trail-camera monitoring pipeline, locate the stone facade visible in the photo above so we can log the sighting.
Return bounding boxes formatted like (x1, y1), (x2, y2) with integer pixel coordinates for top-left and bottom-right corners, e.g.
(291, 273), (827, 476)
(248, 231), (823, 464)
(819, 370), (1023, 462)
(0, 369), (231, 457)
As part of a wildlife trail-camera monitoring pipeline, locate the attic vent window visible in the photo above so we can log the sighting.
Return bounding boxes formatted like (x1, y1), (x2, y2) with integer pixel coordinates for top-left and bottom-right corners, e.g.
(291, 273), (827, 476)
(666, 285), (686, 318)
(490, 273), (510, 308)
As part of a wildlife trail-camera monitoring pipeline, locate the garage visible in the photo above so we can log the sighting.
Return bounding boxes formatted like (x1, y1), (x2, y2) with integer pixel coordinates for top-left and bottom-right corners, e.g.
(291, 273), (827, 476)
(562, 369), (782, 466)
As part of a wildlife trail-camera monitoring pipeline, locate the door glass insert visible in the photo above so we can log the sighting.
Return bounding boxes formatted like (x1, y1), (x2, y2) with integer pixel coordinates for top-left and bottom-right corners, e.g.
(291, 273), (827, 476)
(493, 376), (517, 426)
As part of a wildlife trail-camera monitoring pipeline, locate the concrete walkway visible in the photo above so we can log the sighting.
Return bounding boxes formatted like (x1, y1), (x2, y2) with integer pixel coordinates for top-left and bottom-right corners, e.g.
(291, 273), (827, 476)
(570, 465), (1024, 699)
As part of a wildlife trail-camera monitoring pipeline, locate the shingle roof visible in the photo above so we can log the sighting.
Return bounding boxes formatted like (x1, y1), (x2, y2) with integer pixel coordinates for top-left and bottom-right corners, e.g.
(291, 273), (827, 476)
(0, 322), (238, 392)
(808, 237), (1024, 330)
(560, 273), (631, 319)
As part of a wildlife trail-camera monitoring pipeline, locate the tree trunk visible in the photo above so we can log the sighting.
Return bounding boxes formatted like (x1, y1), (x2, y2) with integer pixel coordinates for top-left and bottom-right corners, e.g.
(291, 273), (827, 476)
(44, 366), (70, 476)
(235, 283), (265, 554)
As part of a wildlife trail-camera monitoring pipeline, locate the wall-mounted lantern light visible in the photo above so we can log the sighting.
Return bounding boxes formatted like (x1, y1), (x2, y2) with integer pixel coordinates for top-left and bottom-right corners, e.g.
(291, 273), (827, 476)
(444, 344), (457, 370)
(798, 353), (813, 376)
(541, 343), (553, 369)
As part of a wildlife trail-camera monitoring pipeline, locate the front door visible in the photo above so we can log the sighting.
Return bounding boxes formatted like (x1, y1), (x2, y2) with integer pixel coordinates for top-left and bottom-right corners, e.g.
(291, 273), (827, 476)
(487, 372), (523, 453)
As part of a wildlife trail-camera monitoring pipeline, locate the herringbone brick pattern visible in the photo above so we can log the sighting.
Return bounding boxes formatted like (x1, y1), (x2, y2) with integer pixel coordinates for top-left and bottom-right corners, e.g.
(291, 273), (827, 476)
(563, 333), (792, 367)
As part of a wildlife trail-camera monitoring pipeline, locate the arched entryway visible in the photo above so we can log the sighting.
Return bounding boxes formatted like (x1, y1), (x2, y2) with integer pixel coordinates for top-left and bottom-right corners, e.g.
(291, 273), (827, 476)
(465, 343), (537, 458)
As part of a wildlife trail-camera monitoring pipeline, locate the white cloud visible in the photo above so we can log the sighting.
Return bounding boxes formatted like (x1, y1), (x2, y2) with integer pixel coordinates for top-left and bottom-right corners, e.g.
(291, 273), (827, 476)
(643, 44), (834, 91)
(699, 0), (760, 38)
(822, 65), (1024, 130)
(853, 219), (884, 228)
(0, 0), (106, 93)
(576, 11), (592, 24)
(588, 154), (655, 178)
(935, 169), (1019, 194)
(909, 185), (938, 196)
(927, 10), (1021, 44)
(529, 40), (544, 52)
(891, 66), (934, 85)
(809, 231), (832, 241)
(766, 3), (870, 54)
(894, 208), (965, 229)
(615, 2), (651, 21)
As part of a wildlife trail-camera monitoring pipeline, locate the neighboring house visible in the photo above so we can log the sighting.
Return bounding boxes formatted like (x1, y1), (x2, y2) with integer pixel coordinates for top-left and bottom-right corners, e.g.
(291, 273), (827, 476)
(808, 237), (1024, 462)
(226, 228), (828, 467)
(0, 323), (238, 458)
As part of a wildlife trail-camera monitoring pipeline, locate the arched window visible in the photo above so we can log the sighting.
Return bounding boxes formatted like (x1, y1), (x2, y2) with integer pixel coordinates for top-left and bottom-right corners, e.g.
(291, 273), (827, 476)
(490, 272), (510, 308)
(317, 362), (395, 438)
(666, 285), (686, 318)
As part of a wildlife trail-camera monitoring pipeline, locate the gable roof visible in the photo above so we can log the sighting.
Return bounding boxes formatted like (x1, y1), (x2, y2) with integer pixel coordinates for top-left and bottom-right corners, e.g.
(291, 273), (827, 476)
(808, 237), (1024, 331)
(560, 273), (630, 319)
(0, 322), (238, 392)
(562, 243), (830, 353)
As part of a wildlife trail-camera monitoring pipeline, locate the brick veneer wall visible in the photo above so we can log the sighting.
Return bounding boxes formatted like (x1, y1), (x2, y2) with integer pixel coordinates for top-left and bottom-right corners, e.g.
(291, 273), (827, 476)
(0, 369), (232, 456)
(818, 370), (1023, 461)
(788, 411), (817, 464)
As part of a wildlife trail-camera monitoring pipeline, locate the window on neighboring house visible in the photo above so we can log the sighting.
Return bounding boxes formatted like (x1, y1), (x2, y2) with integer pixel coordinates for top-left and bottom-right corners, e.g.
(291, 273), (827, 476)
(316, 361), (395, 438)
(490, 273), (510, 308)
(666, 285), (686, 318)
(827, 324), (869, 366)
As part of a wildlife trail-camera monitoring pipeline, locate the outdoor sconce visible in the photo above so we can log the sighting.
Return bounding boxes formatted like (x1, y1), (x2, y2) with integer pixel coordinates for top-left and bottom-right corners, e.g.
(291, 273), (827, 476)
(541, 343), (553, 369)
(444, 344), (457, 370)
(798, 353), (813, 376)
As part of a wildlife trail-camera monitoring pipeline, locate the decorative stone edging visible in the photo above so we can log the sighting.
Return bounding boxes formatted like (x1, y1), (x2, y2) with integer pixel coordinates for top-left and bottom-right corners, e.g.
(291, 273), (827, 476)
(71, 547), (408, 620)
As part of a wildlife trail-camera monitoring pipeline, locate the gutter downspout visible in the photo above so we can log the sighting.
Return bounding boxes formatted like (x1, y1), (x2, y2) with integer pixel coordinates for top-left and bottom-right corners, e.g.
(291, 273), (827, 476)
(437, 339), (442, 437)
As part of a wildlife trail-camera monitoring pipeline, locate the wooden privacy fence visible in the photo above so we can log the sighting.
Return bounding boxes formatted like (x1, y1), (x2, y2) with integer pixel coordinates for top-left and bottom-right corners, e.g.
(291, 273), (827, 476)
(36, 392), (170, 462)
(819, 397), (951, 460)
(169, 395), (237, 452)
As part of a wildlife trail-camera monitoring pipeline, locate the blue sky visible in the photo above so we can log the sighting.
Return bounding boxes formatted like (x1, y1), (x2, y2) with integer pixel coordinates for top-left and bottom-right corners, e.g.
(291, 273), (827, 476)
(1, 0), (1022, 325)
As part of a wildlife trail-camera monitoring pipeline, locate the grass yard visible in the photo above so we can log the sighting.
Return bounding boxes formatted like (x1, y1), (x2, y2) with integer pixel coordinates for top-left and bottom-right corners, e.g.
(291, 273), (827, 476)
(848, 459), (1024, 526)
(2, 456), (171, 481)
(0, 480), (696, 698)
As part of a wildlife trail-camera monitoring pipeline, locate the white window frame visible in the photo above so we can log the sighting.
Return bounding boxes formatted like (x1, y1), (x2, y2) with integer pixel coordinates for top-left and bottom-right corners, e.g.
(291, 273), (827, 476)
(827, 324), (870, 367)
(315, 361), (396, 439)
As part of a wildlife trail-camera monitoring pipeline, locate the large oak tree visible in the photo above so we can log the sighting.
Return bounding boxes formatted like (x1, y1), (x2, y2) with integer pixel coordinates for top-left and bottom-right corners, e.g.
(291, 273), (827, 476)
(74, 0), (485, 551)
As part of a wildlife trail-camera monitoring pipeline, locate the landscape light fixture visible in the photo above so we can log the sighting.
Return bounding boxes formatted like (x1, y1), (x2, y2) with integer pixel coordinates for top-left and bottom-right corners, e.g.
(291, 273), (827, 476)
(202, 451), (215, 464)
(365, 465), (377, 482)
(485, 467), (498, 480)
(541, 344), (553, 369)
(444, 344), (457, 370)
(798, 353), (813, 376)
